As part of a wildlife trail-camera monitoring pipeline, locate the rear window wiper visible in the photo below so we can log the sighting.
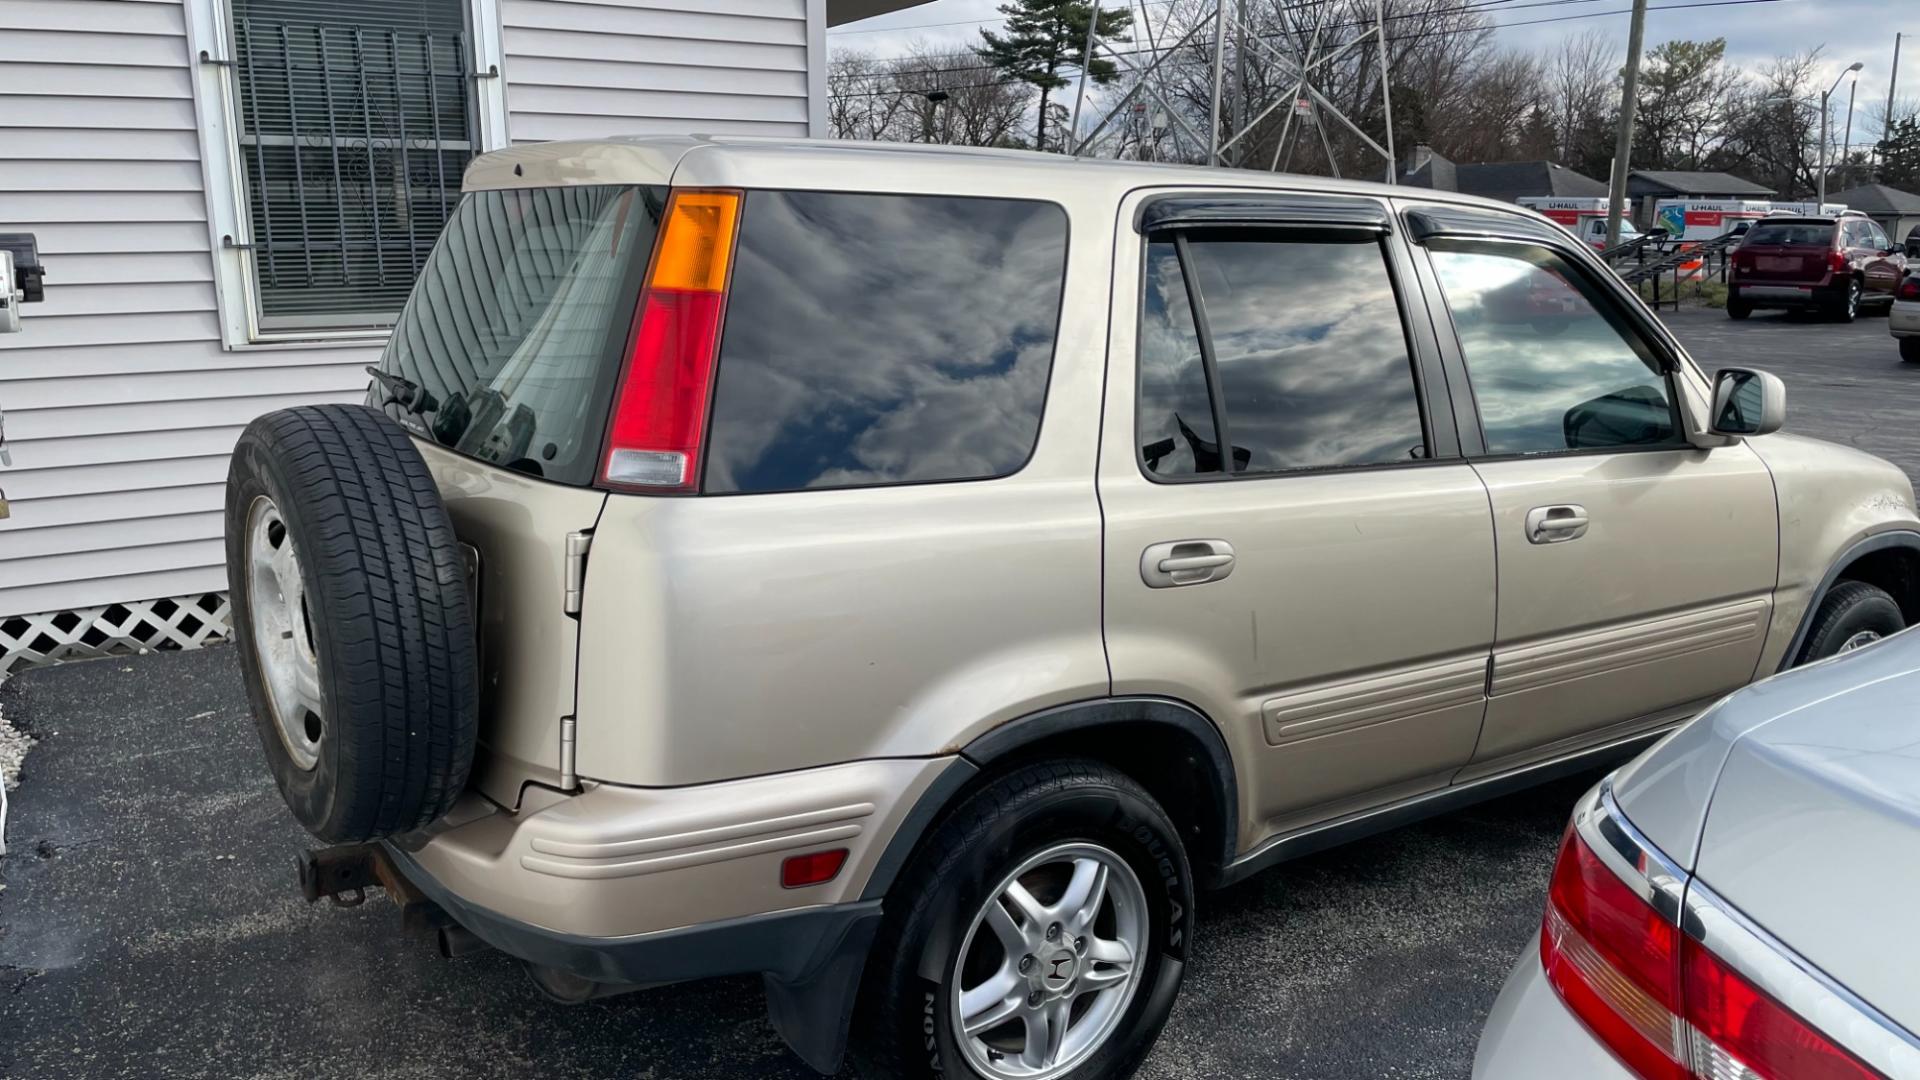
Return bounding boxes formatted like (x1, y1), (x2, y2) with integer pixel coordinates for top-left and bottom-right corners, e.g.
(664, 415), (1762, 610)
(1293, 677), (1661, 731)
(366, 366), (439, 417)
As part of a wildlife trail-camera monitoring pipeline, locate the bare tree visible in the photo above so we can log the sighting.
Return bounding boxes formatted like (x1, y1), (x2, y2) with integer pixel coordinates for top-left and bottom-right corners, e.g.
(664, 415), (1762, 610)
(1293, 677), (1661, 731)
(828, 43), (1033, 147)
(891, 48), (1032, 147)
(827, 49), (917, 141)
(1545, 29), (1618, 176)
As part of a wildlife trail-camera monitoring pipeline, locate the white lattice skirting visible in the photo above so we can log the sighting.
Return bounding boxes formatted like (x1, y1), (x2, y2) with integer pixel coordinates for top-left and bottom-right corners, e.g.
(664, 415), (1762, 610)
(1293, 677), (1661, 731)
(0, 593), (232, 680)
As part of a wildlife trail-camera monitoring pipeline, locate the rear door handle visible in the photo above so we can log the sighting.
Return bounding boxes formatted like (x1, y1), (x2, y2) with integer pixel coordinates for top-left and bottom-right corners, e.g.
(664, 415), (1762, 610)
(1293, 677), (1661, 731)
(1141, 539), (1236, 588)
(1525, 504), (1589, 544)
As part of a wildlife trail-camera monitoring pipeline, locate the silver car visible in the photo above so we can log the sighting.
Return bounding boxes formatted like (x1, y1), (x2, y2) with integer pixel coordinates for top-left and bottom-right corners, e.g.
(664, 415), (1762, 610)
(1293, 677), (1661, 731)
(1892, 271), (1920, 363)
(1475, 628), (1920, 1080)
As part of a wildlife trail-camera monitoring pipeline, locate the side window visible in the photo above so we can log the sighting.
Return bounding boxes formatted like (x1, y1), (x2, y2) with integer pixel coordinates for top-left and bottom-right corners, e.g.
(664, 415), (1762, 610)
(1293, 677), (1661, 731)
(703, 192), (1067, 495)
(1869, 222), (1891, 250)
(1427, 240), (1680, 455)
(1138, 242), (1223, 477)
(1136, 230), (1428, 478)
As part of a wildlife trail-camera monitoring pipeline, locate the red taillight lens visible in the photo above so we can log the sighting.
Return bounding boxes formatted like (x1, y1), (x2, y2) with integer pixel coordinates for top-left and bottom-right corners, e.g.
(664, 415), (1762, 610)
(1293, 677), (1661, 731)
(1682, 938), (1881, 1080)
(1542, 829), (1688, 1080)
(1542, 822), (1888, 1080)
(1830, 250), (1851, 274)
(780, 848), (849, 889)
(601, 189), (742, 492)
(1897, 276), (1920, 301)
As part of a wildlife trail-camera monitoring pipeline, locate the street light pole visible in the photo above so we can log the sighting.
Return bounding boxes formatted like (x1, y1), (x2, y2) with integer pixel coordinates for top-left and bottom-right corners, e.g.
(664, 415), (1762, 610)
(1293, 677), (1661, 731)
(1818, 62), (1864, 208)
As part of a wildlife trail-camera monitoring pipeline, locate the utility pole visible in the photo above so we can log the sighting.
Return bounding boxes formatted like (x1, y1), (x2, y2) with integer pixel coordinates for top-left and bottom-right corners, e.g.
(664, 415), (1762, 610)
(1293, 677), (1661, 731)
(1882, 33), (1903, 178)
(1232, 0), (1249, 166)
(1605, 0), (1649, 249)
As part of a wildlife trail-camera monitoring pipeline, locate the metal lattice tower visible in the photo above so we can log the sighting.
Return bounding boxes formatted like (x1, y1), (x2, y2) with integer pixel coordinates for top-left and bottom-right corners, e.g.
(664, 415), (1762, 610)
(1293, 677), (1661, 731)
(1069, 0), (1397, 183)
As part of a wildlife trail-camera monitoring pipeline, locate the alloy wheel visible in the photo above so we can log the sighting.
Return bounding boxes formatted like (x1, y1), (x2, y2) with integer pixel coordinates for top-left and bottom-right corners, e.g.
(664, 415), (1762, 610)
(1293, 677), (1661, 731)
(1838, 629), (1882, 654)
(950, 842), (1150, 1080)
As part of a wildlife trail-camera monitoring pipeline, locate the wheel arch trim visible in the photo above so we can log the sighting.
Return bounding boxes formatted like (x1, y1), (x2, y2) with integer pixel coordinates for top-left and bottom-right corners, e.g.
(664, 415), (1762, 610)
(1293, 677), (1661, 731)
(858, 696), (1239, 901)
(1777, 529), (1920, 671)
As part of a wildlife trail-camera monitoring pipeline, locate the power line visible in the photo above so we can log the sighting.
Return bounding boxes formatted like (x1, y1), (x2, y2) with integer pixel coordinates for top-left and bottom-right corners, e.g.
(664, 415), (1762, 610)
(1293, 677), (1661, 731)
(829, 0), (1797, 88)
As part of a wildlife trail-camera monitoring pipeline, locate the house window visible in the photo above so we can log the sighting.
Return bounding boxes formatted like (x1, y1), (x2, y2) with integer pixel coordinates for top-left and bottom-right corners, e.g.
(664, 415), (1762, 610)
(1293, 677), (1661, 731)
(227, 0), (476, 332)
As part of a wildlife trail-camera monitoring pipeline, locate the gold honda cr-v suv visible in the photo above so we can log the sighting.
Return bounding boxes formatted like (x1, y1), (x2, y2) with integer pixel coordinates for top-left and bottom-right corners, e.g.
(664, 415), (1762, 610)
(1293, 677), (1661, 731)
(223, 136), (1920, 1080)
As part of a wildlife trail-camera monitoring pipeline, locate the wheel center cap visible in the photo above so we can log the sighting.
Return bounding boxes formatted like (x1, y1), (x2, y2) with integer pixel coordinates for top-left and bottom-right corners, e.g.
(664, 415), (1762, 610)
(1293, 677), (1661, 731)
(1043, 950), (1077, 987)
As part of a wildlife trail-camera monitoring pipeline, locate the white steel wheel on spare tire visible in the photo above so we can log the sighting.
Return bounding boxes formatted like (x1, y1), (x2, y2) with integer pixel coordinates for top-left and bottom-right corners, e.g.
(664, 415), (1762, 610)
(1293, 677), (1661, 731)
(224, 404), (478, 843)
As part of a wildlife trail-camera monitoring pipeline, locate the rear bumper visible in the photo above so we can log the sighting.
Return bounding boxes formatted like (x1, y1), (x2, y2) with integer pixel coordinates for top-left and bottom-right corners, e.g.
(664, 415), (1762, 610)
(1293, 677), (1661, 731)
(1890, 302), (1920, 336)
(1474, 941), (1636, 1079)
(383, 841), (879, 986)
(1730, 282), (1841, 309)
(393, 756), (952, 941)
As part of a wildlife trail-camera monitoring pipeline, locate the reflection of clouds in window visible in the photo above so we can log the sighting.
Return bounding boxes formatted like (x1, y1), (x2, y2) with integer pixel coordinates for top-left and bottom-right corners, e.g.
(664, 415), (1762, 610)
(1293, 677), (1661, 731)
(1430, 245), (1675, 455)
(1137, 242), (1218, 477)
(704, 192), (1066, 494)
(1183, 240), (1426, 471)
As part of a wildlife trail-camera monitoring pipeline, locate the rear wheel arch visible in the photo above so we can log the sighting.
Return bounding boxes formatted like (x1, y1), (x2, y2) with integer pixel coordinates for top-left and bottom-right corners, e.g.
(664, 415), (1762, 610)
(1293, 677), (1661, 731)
(863, 698), (1239, 900)
(1779, 531), (1920, 671)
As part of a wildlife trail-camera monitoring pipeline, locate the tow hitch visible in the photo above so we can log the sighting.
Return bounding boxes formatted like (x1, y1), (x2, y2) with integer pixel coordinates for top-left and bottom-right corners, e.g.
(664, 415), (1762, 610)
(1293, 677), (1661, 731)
(296, 843), (481, 958)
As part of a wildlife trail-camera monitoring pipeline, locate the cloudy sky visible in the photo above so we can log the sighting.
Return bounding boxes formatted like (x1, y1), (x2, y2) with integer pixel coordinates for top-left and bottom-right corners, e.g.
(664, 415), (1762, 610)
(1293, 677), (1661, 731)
(831, 0), (1920, 142)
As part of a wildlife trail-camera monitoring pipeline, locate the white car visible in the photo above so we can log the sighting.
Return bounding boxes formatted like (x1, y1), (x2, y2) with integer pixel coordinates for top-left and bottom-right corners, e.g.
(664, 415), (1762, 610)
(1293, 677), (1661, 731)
(1893, 272), (1920, 362)
(1475, 624), (1920, 1080)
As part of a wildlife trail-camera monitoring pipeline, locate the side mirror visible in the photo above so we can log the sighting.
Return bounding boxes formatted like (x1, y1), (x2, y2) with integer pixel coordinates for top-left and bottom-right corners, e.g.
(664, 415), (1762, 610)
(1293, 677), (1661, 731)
(1709, 368), (1786, 437)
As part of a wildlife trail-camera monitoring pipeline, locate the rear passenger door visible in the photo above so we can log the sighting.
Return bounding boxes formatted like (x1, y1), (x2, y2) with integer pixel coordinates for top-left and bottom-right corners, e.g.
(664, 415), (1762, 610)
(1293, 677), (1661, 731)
(1859, 220), (1904, 301)
(1099, 192), (1497, 843)
(1400, 202), (1778, 773)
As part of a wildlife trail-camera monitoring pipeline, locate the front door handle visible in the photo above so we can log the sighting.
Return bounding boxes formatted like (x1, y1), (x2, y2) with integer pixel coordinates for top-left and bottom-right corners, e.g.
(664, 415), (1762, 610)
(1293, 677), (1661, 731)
(1525, 504), (1589, 544)
(1141, 539), (1236, 588)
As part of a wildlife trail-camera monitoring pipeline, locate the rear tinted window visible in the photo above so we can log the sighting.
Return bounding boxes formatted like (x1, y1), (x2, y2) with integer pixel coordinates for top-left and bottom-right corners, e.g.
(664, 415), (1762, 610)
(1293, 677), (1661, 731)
(1137, 231), (1427, 478)
(1745, 222), (1833, 247)
(373, 185), (661, 485)
(703, 191), (1068, 495)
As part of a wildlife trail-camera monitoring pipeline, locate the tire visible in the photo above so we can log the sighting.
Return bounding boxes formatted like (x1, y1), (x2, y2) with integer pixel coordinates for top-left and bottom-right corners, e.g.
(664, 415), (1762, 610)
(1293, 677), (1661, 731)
(851, 760), (1193, 1080)
(1902, 337), (1920, 363)
(1830, 277), (1861, 323)
(225, 404), (478, 843)
(1726, 299), (1751, 320)
(1795, 580), (1905, 665)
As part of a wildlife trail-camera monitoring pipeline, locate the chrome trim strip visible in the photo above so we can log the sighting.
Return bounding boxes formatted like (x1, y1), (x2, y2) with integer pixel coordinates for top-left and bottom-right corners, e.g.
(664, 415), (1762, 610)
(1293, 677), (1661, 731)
(1576, 781), (1686, 925)
(1682, 879), (1920, 1078)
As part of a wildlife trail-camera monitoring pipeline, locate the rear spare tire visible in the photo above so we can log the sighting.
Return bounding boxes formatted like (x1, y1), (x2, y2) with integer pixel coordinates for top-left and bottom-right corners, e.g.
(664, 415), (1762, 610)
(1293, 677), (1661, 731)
(225, 404), (477, 842)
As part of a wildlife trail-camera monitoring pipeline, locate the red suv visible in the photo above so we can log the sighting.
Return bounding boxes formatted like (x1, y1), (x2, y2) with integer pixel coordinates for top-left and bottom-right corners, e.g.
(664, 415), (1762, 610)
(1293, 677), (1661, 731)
(1727, 214), (1906, 321)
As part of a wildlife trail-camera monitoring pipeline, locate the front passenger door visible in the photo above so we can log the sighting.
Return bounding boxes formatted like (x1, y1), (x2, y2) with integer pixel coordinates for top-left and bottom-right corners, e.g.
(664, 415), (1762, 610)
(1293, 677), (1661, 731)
(1410, 219), (1778, 772)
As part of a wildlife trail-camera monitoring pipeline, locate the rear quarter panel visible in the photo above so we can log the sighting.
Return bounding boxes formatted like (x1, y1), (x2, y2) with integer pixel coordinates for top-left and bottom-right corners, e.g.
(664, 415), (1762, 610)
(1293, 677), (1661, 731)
(573, 162), (1124, 786)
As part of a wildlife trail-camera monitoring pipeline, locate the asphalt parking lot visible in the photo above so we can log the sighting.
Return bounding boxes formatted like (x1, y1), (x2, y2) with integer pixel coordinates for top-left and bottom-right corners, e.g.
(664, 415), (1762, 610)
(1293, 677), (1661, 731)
(0, 306), (1912, 1080)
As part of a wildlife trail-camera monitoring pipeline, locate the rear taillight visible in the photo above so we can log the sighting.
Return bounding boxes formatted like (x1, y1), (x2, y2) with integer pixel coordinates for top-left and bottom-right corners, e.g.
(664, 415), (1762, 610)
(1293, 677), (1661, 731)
(601, 189), (742, 492)
(1543, 802), (1885, 1080)
(1898, 276), (1920, 301)
(1830, 250), (1851, 275)
(1733, 251), (1754, 272)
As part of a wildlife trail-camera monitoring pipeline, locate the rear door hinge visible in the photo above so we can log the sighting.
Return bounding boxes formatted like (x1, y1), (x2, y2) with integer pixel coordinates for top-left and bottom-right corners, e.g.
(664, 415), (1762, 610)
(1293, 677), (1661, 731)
(558, 716), (578, 790)
(563, 531), (591, 616)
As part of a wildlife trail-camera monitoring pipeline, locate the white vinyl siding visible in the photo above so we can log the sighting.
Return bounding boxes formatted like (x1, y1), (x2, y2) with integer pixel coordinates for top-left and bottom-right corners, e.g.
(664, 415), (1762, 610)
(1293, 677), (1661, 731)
(0, 0), (842, 621)
(501, 0), (813, 143)
(0, 0), (377, 617)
